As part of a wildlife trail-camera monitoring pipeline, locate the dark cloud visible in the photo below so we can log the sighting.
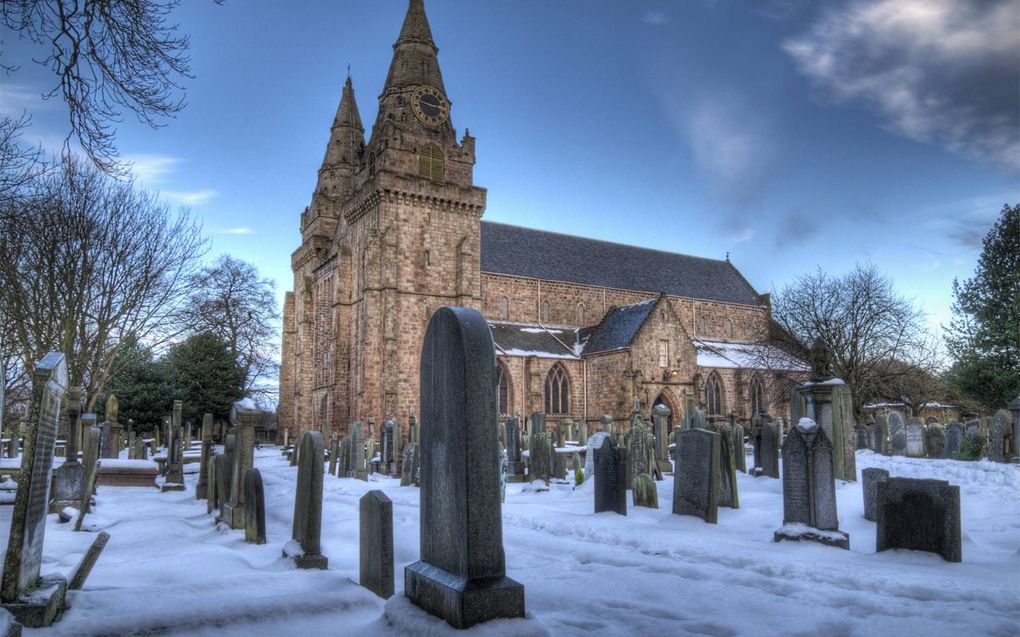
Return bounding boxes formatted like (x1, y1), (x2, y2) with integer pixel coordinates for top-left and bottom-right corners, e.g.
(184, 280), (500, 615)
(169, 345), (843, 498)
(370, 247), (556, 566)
(784, 0), (1020, 172)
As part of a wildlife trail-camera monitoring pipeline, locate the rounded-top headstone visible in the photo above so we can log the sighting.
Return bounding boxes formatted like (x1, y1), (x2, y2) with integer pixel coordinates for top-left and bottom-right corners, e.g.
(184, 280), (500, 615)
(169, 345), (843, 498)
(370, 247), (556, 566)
(652, 404), (672, 417)
(230, 397), (258, 426)
(105, 394), (118, 423)
(796, 417), (818, 433)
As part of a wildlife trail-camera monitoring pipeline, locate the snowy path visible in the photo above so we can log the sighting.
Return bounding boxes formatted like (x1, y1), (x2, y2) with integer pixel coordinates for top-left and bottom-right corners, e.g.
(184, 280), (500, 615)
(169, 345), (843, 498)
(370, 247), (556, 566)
(9, 448), (1019, 637)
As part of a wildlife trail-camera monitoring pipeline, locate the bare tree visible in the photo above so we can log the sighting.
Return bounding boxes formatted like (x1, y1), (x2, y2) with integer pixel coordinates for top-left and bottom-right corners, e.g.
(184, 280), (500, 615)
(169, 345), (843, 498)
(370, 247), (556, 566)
(184, 255), (280, 400)
(2, 0), (220, 174)
(0, 154), (207, 409)
(0, 114), (47, 217)
(876, 359), (945, 417)
(764, 263), (941, 421)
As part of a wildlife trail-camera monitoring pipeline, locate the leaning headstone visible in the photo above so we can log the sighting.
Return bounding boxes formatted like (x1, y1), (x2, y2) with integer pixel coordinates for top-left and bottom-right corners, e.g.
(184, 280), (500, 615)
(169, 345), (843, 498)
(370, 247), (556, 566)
(774, 418), (849, 549)
(632, 473), (658, 509)
(944, 422), (964, 458)
(243, 468), (267, 545)
(360, 490), (394, 599)
(672, 428), (720, 524)
(67, 531), (110, 590)
(196, 413), (213, 500)
(862, 467), (889, 522)
(404, 307), (524, 628)
(888, 412), (906, 455)
(285, 431), (327, 569)
(50, 387), (85, 513)
(905, 418), (926, 457)
(529, 432), (552, 484)
(0, 352), (69, 627)
(876, 477), (961, 562)
(713, 423), (739, 509)
(594, 437), (627, 516)
(584, 431), (609, 480)
(989, 410), (1011, 463)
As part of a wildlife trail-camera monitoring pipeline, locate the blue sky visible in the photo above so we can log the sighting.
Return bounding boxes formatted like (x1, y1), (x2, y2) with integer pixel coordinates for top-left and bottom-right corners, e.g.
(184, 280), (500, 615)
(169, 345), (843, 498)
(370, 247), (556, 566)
(3, 0), (1018, 346)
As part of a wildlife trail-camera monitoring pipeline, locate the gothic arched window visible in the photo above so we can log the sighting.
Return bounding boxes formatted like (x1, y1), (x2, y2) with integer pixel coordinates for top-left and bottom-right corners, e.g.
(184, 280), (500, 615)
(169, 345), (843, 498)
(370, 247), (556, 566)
(499, 296), (510, 320)
(419, 145), (444, 182)
(750, 375), (765, 416)
(724, 319), (734, 339)
(541, 300), (550, 323)
(497, 361), (512, 416)
(544, 364), (570, 415)
(706, 373), (724, 416)
(576, 303), (585, 325)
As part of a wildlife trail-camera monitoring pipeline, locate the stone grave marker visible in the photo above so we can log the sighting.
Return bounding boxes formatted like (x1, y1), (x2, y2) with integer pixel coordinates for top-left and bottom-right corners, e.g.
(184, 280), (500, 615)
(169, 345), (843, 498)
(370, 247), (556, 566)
(944, 422), (964, 458)
(872, 414), (888, 455)
(67, 531), (110, 591)
(876, 477), (961, 562)
(751, 413), (764, 473)
(404, 307), (524, 628)
(1010, 395), (1020, 463)
(400, 442), (417, 486)
(50, 387), (85, 513)
(925, 425), (945, 459)
(214, 453), (231, 515)
(0, 352), (69, 627)
(583, 431), (609, 480)
(990, 410), (1010, 462)
(626, 420), (654, 488)
(352, 421), (366, 479)
(244, 468), (267, 545)
(380, 420), (394, 475)
(905, 418), (926, 457)
(714, 423), (739, 509)
(855, 426), (870, 450)
(888, 412), (905, 455)
(224, 400), (257, 528)
(529, 432), (552, 484)
(207, 453), (218, 515)
(789, 341), (857, 482)
(196, 413), (213, 500)
(337, 435), (351, 478)
(759, 417), (780, 479)
(774, 418), (849, 549)
(731, 420), (746, 474)
(286, 431), (327, 569)
(632, 473), (658, 508)
(360, 490), (394, 599)
(576, 419), (588, 446)
(504, 417), (522, 478)
(530, 411), (545, 437)
(328, 436), (340, 476)
(862, 467), (889, 522)
(673, 428), (719, 524)
(594, 437), (627, 515)
(651, 404), (671, 474)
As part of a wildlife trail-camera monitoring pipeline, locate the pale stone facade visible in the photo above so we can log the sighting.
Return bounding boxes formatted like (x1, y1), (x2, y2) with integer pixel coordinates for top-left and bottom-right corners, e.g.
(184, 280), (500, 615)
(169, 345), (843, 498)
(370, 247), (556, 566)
(278, 0), (800, 443)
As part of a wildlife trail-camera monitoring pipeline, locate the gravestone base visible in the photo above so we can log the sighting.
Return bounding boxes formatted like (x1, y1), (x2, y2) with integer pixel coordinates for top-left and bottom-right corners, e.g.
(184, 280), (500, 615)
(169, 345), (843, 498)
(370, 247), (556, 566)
(221, 502), (245, 530)
(160, 482), (186, 492)
(773, 523), (849, 550)
(405, 561), (525, 630)
(0, 574), (67, 628)
(49, 464), (85, 513)
(1, 608), (22, 637)
(283, 541), (328, 570)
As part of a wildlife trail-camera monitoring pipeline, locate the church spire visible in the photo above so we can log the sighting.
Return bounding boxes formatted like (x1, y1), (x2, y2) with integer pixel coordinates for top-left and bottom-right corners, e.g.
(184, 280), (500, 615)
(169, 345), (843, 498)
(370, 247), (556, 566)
(383, 0), (446, 93)
(315, 75), (364, 201)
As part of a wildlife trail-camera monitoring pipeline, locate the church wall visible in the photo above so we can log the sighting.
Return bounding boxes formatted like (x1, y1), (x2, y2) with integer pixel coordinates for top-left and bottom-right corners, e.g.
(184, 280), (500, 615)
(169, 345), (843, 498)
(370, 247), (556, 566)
(583, 350), (633, 425)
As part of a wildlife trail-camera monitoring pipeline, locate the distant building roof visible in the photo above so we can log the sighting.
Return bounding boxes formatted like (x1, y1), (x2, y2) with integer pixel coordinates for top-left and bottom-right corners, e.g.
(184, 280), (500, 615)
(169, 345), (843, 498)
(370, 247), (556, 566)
(489, 321), (582, 359)
(580, 298), (658, 355)
(480, 221), (764, 306)
(694, 339), (807, 372)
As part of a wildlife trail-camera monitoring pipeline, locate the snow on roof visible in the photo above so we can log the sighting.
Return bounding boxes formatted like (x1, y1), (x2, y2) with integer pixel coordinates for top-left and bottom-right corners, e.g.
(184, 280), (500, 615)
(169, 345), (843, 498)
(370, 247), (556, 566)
(694, 339), (807, 372)
(489, 321), (582, 359)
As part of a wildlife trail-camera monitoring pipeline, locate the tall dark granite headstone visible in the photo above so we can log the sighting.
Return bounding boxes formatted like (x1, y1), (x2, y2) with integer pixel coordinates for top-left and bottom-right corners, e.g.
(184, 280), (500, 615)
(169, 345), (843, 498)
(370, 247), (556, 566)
(530, 411), (545, 438)
(1, 352), (69, 627)
(672, 428), (720, 524)
(774, 418), (849, 549)
(594, 437), (627, 516)
(944, 422), (964, 458)
(360, 490), (394, 599)
(730, 418), (746, 474)
(504, 417), (522, 477)
(862, 467), (889, 522)
(713, 423), (739, 509)
(404, 307), (524, 629)
(876, 477), (961, 562)
(243, 468), (266, 545)
(380, 420), (395, 475)
(50, 387), (85, 512)
(872, 414), (888, 455)
(286, 431), (327, 569)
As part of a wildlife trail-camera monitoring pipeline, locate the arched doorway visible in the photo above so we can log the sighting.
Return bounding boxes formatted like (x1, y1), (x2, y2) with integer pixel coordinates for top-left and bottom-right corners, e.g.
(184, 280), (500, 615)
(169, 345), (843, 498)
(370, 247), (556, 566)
(652, 390), (678, 432)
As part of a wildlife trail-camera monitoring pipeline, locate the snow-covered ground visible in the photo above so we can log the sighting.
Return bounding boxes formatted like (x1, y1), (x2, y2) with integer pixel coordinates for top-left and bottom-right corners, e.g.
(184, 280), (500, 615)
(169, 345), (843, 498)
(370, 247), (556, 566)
(3, 448), (1018, 637)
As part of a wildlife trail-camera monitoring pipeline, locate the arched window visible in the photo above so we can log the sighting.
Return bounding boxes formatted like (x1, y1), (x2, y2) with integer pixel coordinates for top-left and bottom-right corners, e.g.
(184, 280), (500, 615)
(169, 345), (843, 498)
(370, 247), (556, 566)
(544, 364), (570, 415)
(706, 373), (723, 416)
(418, 145), (444, 181)
(499, 296), (509, 320)
(724, 319), (734, 339)
(576, 303), (585, 325)
(750, 376), (765, 416)
(541, 300), (550, 323)
(496, 361), (512, 416)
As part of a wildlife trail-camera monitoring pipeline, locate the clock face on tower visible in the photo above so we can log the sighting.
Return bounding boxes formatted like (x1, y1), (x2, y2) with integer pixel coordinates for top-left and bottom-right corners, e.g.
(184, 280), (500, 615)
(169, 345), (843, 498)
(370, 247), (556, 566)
(411, 86), (450, 126)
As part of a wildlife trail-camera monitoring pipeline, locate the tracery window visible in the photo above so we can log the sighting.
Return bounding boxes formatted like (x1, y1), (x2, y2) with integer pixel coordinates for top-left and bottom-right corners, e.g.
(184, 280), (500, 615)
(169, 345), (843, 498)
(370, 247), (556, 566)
(544, 364), (570, 415)
(750, 376), (765, 416)
(706, 373), (724, 416)
(418, 145), (444, 181)
(497, 361), (513, 416)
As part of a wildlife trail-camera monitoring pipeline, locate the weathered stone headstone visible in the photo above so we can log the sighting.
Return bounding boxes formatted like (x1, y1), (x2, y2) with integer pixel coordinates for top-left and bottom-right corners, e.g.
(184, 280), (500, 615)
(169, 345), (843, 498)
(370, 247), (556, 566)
(214, 453), (231, 515)
(351, 421), (366, 480)
(626, 420), (654, 488)
(360, 490), (394, 599)
(504, 418), (522, 477)
(594, 437), (627, 516)
(632, 473), (658, 509)
(751, 413), (764, 472)
(872, 413), (888, 455)
(905, 418), (926, 457)
(286, 431), (327, 569)
(328, 436), (340, 476)
(67, 531), (110, 591)
(380, 420), (395, 475)
(196, 413), (213, 500)
(862, 467), (889, 522)
(576, 419), (588, 446)
(876, 477), (961, 562)
(224, 399), (257, 528)
(673, 428), (719, 524)
(206, 453), (218, 515)
(1, 352), (69, 627)
(888, 412), (905, 455)
(104, 394), (123, 459)
(400, 442), (417, 486)
(337, 435), (351, 478)
(162, 426), (185, 491)
(243, 468), (267, 545)
(529, 432), (552, 484)
(759, 417), (780, 479)
(50, 387), (85, 513)
(855, 426), (869, 450)
(774, 418), (849, 549)
(584, 431), (609, 480)
(789, 341), (857, 482)
(404, 307), (524, 628)
(925, 425), (945, 459)
(731, 420), (746, 474)
(713, 423), (739, 509)
(990, 410), (1011, 463)
(530, 411), (545, 437)
(944, 422), (964, 458)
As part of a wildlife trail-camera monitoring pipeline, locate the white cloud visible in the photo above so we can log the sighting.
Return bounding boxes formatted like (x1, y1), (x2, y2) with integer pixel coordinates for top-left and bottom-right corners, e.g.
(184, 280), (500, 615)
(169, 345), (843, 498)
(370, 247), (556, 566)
(161, 189), (219, 206)
(123, 154), (182, 185)
(684, 95), (773, 202)
(731, 226), (755, 243)
(216, 227), (256, 235)
(643, 12), (668, 26)
(0, 84), (50, 117)
(784, 0), (1020, 171)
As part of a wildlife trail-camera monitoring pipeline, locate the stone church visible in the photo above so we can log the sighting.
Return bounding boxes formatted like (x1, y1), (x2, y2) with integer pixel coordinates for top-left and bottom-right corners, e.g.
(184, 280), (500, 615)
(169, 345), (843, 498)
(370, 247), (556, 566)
(278, 0), (800, 442)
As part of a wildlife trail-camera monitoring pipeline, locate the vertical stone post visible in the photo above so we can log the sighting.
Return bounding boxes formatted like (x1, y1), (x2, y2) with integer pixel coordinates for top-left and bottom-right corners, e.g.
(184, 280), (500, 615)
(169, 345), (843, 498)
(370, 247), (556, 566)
(360, 490), (394, 599)
(50, 387), (86, 512)
(651, 403), (671, 474)
(243, 468), (267, 545)
(1009, 395), (1020, 463)
(224, 401), (257, 528)
(196, 413), (213, 499)
(286, 431), (327, 569)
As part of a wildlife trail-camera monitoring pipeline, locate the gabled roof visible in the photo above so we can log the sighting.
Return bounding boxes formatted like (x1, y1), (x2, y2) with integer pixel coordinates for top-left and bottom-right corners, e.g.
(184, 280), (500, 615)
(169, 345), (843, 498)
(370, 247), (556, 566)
(480, 221), (763, 306)
(489, 321), (582, 360)
(694, 339), (807, 372)
(581, 298), (658, 356)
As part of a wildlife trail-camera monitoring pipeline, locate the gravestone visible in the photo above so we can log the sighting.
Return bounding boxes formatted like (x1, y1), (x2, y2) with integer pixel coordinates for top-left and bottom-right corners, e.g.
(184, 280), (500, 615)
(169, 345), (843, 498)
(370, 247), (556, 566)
(651, 404), (671, 475)
(905, 418), (926, 457)
(380, 420), (395, 475)
(925, 425), (945, 459)
(243, 468), (267, 545)
(552, 444), (567, 481)
(337, 436), (351, 478)
(731, 419), (746, 474)
(162, 426), (185, 491)
(872, 414), (888, 455)
(360, 490), (394, 599)
(351, 421), (366, 480)
(556, 418), (568, 447)
(328, 437), (340, 476)
(965, 418), (981, 440)
(759, 417), (780, 479)
(1010, 396), (1020, 463)
(1, 352), (69, 628)
(672, 428), (719, 524)
(990, 410), (1010, 463)
(774, 418), (849, 549)
(50, 387), (85, 513)
(714, 423), (739, 509)
(888, 412), (905, 455)
(224, 400), (257, 528)
(404, 307), (525, 628)
(632, 473), (658, 508)
(132, 435), (146, 461)
(862, 467), (889, 522)
(196, 413), (213, 500)
(81, 422), (100, 496)
(400, 442), (417, 487)
(594, 437), (627, 516)
(104, 394), (123, 459)
(206, 453), (218, 514)
(286, 431), (327, 569)
(530, 411), (545, 437)
(876, 477), (961, 562)
(529, 432), (552, 484)
(751, 414), (764, 473)
(584, 431), (609, 480)
(504, 418), (522, 477)
(626, 420), (654, 488)
(67, 531), (110, 591)
(600, 413), (613, 436)
(576, 419), (588, 446)
(214, 453), (231, 515)
(944, 422), (964, 458)
(855, 426), (869, 450)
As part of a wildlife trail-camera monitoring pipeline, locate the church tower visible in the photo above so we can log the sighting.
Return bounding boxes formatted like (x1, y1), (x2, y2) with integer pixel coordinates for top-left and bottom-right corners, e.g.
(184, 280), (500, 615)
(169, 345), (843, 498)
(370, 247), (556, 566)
(280, 0), (485, 441)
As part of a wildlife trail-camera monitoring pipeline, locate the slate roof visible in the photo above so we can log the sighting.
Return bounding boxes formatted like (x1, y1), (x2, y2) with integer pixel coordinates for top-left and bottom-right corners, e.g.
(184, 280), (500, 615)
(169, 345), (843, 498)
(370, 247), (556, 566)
(480, 221), (763, 306)
(581, 298), (658, 355)
(694, 339), (808, 372)
(489, 322), (582, 359)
